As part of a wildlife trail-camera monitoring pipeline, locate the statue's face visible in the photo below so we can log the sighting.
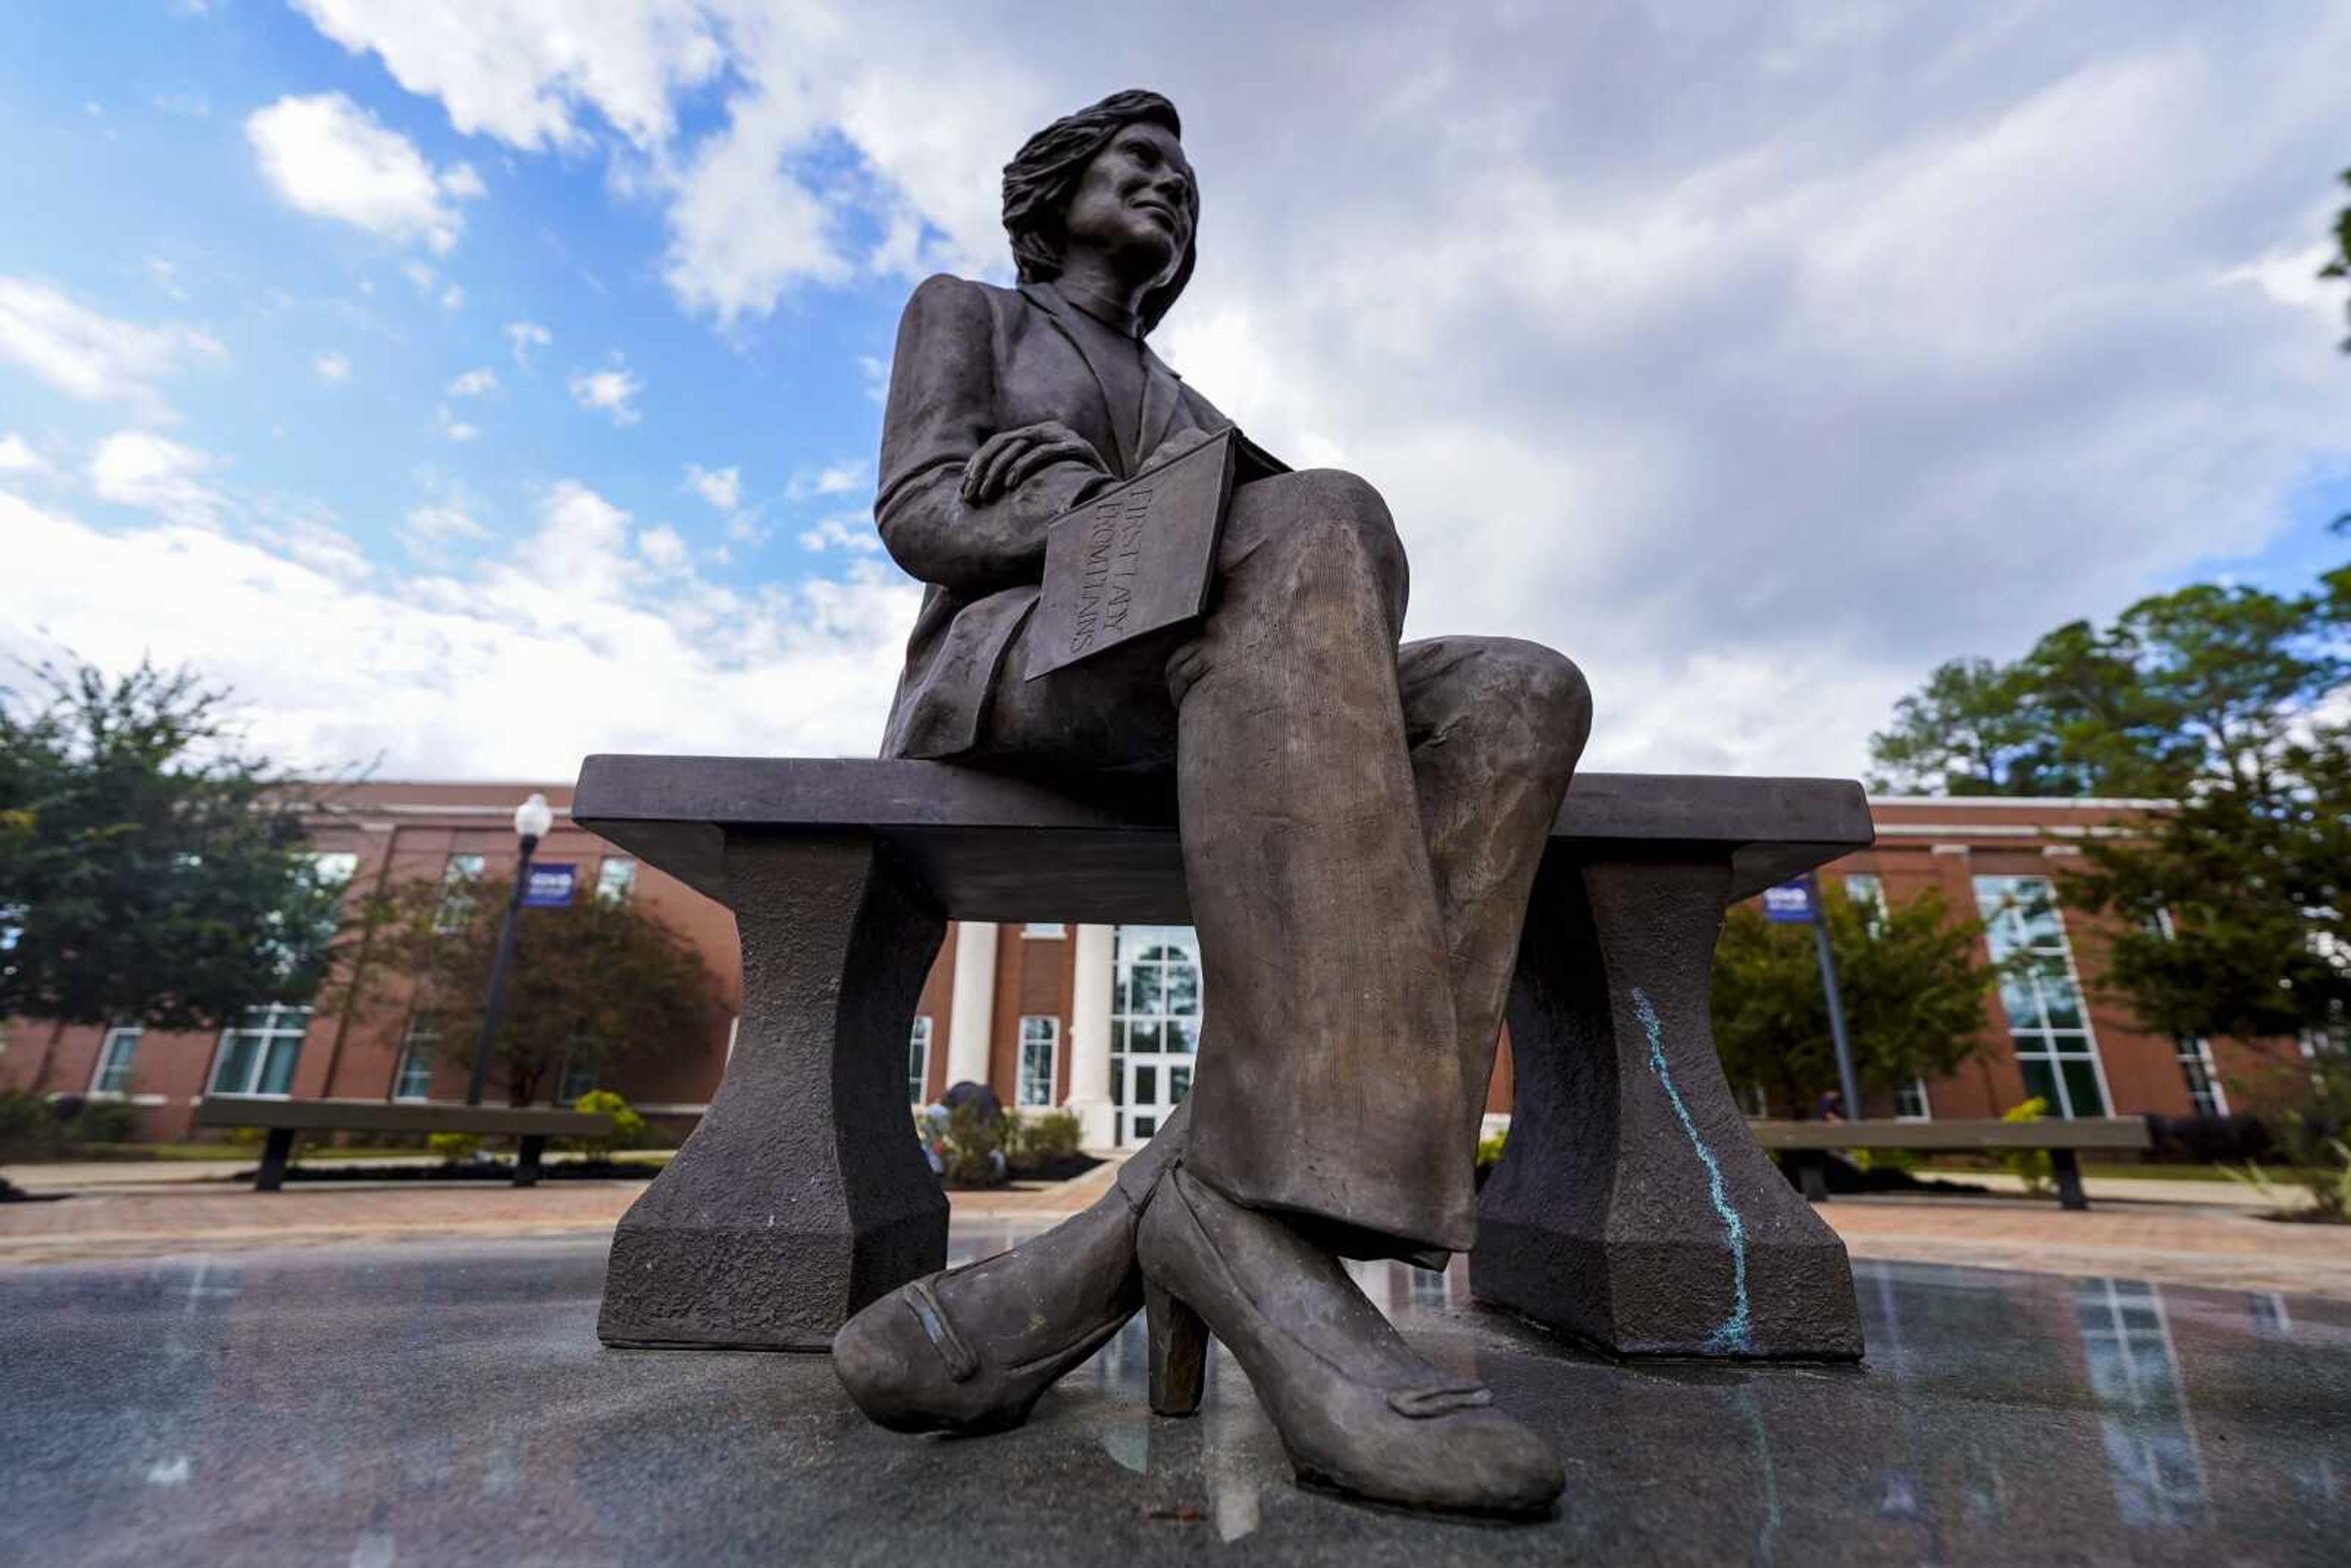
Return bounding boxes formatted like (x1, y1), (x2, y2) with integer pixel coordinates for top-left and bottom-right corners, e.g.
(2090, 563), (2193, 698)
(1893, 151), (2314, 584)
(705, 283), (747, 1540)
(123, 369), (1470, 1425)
(1060, 120), (1194, 287)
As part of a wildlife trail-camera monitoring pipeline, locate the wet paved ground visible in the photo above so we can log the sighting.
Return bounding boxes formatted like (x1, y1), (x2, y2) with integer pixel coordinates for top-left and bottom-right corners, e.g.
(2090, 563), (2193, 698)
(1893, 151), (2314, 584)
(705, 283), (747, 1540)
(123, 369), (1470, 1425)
(3, 1223), (2347, 1566)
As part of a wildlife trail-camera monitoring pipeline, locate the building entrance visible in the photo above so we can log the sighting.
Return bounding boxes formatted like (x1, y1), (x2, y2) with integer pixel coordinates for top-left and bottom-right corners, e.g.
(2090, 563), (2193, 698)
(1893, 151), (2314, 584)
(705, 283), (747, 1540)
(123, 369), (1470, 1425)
(1110, 925), (1202, 1147)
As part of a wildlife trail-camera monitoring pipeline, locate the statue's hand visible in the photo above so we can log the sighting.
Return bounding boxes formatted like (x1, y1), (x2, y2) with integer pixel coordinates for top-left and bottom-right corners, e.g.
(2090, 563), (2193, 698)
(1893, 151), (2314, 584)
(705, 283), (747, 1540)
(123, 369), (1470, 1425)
(961, 421), (1109, 506)
(1139, 424), (1215, 473)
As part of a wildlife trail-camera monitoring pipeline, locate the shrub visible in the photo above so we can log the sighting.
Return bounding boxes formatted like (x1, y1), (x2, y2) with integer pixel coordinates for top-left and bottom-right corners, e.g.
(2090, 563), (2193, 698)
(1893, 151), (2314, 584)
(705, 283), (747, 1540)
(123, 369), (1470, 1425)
(937, 1103), (1008, 1187)
(1006, 1108), (1083, 1170)
(67, 1100), (142, 1144)
(428, 1130), (484, 1163)
(1851, 1147), (1922, 1176)
(0, 1090), (64, 1162)
(2000, 1097), (2054, 1197)
(1475, 1130), (1509, 1172)
(566, 1090), (648, 1161)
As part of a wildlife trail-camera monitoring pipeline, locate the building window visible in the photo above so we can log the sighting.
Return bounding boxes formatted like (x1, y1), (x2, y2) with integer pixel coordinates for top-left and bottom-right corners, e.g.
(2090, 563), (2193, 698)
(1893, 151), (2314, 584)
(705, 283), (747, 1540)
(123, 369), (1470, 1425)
(1017, 1016), (1060, 1108)
(907, 1016), (932, 1105)
(594, 857), (637, 904)
(210, 1004), (312, 1097)
(437, 853), (486, 931)
(1974, 875), (2109, 1118)
(2174, 1037), (2227, 1117)
(557, 1054), (599, 1103)
(91, 1026), (142, 1095)
(392, 1017), (437, 1101)
(1112, 926), (1203, 1146)
(1892, 1080), (1931, 1120)
(1021, 922), (1067, 939)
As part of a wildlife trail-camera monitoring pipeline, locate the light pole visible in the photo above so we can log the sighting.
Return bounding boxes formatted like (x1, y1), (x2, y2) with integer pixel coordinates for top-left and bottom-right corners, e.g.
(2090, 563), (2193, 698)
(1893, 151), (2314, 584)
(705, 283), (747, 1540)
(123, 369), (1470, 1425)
(465, 792), (553, 1107)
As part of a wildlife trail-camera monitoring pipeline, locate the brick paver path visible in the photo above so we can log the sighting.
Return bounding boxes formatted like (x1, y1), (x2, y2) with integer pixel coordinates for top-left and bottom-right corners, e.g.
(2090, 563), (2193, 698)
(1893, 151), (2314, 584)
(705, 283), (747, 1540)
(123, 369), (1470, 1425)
(6, 1158), (2347, 1299)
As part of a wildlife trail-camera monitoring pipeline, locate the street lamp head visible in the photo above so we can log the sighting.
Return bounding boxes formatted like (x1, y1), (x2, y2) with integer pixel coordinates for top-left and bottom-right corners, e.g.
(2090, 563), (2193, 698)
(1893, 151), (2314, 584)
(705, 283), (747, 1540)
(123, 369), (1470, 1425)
(514, 792), (555, 842)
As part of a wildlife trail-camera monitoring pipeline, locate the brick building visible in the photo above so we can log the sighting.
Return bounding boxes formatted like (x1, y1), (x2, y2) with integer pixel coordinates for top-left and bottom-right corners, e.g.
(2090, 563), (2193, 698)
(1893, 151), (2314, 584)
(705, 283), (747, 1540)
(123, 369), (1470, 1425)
(0, 781), (2285, 1147)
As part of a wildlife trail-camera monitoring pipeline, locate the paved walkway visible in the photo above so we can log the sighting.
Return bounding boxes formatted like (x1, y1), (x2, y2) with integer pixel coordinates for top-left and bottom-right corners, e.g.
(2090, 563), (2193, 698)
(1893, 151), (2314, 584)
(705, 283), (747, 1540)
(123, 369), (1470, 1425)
(5, 1155), (2345, 1297)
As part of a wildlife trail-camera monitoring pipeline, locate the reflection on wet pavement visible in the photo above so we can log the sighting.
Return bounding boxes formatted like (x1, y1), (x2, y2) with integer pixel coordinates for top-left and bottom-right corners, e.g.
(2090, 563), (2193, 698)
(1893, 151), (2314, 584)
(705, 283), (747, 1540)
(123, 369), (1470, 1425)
(1, 1220), (2346, 1565)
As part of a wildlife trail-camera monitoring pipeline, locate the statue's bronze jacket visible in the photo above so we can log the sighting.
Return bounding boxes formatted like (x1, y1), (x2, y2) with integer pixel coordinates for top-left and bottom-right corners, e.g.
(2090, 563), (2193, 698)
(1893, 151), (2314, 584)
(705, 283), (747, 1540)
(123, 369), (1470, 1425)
(874, 274), (1229, 759)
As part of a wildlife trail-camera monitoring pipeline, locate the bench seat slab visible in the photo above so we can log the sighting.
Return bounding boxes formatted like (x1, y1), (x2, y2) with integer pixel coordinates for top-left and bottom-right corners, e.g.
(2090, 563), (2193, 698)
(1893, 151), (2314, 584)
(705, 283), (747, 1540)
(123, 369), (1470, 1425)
(1471, 852), (1864, 1360)
(598, 830), (948, 1351)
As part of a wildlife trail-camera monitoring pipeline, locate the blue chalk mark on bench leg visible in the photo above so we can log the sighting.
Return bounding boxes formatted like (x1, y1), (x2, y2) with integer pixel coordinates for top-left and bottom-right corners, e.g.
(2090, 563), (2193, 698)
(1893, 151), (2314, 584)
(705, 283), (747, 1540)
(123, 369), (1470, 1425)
(1630, 985), (1753, 1355)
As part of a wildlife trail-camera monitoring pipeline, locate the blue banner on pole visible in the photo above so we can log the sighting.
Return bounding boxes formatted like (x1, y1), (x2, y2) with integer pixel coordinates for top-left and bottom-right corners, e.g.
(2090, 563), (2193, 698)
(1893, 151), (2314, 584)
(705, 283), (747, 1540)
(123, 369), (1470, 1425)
(1761, 882), (1813, 923)
(522, 862), (576, 908)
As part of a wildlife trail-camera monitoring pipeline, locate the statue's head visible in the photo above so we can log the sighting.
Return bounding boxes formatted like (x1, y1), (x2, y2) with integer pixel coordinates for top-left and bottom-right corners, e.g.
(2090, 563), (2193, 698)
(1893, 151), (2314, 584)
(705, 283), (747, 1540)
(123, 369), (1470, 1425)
(1002, 89), (1196, 333)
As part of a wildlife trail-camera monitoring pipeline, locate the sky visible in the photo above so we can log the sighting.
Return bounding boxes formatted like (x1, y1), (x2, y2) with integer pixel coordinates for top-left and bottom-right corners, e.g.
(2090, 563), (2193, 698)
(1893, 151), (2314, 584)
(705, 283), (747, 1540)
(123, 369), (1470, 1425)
(2, 0), (2347, 784)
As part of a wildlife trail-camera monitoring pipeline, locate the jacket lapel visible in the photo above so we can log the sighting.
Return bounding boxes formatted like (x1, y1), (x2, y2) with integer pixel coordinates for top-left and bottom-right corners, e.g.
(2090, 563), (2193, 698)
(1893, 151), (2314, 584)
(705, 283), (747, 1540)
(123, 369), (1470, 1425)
(1019, 281), (1128, 477)
(1138, 347), (1184, 462)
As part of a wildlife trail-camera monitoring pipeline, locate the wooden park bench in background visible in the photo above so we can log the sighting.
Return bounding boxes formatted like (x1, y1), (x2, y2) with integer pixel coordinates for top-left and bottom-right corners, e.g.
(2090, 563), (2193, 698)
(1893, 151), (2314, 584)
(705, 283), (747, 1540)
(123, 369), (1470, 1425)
(576, 756), (1876, 1363)
(1752, 1115), (2155, 1211)
(194, 1096), (607, 1192)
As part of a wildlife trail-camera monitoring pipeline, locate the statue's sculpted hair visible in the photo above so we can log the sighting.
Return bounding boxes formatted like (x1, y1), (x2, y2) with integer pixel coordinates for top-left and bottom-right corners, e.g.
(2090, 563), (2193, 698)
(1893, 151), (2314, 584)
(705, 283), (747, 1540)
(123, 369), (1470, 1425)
(1002, 89), (1196, 334)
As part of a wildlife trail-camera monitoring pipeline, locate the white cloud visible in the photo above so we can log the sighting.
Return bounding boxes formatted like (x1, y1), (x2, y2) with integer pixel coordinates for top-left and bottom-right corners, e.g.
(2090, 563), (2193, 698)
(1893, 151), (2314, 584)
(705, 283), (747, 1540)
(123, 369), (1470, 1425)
(435, 405), (479, 442)
(569, 361), (642, 426)
(797, 513), (879, 555)
(313, 352), (351, 382)
(637, 524), (689, 572)
(0, 276), (223, 422)
(0, 432), (56, 478)
(246, 92), (482, 254)
(397, 500), (491, 563)
(504, 320), (552, 370)
(440, 282), (466, 312)
(88, 431), (225, 527)
(287, 0), (725, 151)
(144, 257), (187, 301)
(789, 457), (869, 501)
(685, 462), (740, 511)
(0, 484), (917, 776)
(446, 366), (498, 397)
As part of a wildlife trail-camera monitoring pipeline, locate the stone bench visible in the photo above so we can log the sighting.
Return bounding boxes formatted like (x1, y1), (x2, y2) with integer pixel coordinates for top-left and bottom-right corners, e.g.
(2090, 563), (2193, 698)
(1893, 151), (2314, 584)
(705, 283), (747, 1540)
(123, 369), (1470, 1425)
(1752, 1115), (2154, 1210)
(193, 1096), (607, 1190)
(575, 756), (1875, 1361)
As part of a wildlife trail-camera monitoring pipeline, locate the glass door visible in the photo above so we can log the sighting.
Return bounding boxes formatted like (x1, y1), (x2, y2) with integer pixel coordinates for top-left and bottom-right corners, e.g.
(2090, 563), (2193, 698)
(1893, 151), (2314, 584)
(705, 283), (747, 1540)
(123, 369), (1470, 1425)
(1111, 925), (1202, 1146)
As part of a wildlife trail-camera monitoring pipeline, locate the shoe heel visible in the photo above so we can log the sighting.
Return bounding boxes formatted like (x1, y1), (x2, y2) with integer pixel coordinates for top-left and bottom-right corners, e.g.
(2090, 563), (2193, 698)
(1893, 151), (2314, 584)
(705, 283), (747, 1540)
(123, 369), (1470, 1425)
(1144, 1278), (1209, 1417)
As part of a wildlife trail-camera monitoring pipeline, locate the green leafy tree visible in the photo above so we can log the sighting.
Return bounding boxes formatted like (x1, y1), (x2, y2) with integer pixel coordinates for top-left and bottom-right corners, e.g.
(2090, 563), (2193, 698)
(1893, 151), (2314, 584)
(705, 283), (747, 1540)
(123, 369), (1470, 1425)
(2066, 725), (2350, 1044)
(0, 659), (347, 1089)
(364, 871), (716, 1106)
(1711, 887), (1998, 1116)
(1871, 583), (2344, 800)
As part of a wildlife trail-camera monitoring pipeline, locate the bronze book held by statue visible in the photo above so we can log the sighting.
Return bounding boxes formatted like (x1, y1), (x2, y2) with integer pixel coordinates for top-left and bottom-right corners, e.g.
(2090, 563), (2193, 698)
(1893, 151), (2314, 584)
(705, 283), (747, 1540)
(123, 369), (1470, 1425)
(1024, 427), (1288, 680)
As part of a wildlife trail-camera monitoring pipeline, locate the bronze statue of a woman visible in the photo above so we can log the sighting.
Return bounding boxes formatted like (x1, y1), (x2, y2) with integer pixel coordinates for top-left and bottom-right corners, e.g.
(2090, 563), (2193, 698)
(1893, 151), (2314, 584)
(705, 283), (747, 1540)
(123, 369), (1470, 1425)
(833, 89), (1592, 1518)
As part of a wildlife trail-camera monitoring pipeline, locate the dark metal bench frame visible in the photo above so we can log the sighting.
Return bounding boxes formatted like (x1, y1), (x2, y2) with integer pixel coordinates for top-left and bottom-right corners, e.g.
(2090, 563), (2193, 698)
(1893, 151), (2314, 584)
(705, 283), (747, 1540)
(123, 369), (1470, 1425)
(577, 757), (1877, 1362)
(193, 1096), (608, 1191)
(1751, 1116), (2154, 1211)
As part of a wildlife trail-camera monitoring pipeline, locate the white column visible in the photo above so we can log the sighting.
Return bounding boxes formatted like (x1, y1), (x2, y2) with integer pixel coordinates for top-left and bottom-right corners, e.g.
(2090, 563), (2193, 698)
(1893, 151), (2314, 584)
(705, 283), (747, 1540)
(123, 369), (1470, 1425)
(1065, 923), (1117, 1149)
(942, 921), (999, 1093)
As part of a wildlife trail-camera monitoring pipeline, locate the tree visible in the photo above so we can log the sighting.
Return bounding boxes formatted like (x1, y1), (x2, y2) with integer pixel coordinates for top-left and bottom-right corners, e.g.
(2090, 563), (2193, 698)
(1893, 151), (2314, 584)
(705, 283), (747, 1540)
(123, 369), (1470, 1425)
(362, 871), (716, 1106)
(1870, 585), (2344, 800)
(2066, 726), (2350, 1047)
(1710, 887), (1999, 1116)
(0, 659), (347, 1089)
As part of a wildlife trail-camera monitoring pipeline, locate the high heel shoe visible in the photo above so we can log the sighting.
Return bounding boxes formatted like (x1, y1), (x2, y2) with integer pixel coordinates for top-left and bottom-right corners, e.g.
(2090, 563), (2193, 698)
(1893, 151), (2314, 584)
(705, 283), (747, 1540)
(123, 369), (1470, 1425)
(1138, 1165), (1564, 1517)
(832, 1109), (1188, 1434)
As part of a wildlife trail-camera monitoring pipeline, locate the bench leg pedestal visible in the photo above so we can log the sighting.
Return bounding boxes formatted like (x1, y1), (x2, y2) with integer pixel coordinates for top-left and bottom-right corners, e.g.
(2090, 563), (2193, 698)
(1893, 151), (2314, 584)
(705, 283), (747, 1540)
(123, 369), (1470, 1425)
(254, 1127), (297, 1192)
(1471, 853), (1863, 1360)
(598, 830), (948, 1351)
(513, 1135), (547, 1188)
(2051, 1147), (2089, 1211)
(1797, 1156), (1831, 1204)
